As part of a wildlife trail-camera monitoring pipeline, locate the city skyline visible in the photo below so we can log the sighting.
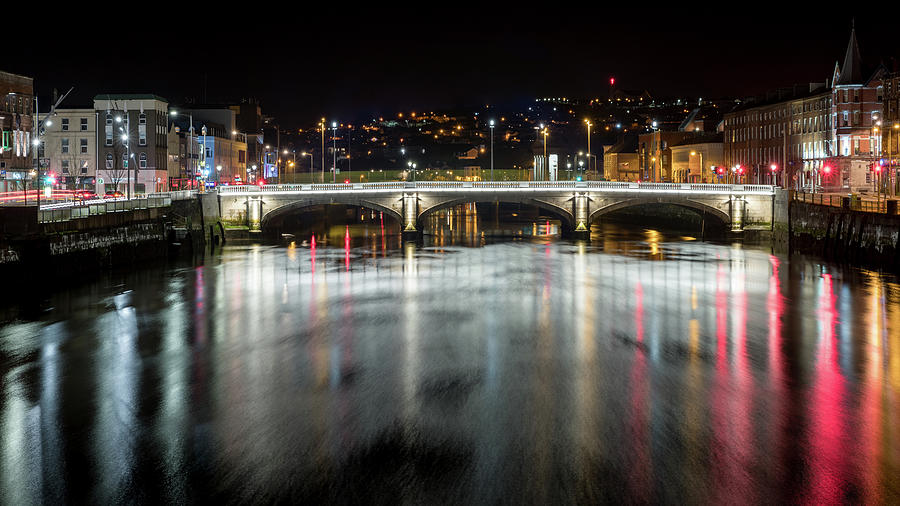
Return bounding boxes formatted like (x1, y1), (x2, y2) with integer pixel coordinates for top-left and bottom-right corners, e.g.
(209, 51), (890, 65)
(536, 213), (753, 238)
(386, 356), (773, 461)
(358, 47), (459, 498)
(11, 10), (894, 127)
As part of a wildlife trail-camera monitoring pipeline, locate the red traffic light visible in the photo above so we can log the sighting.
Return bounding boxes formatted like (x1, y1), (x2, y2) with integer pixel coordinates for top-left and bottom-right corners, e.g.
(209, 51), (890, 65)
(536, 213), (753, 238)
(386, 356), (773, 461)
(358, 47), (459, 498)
(875, 164), (883, 173)
(823, 165), (832, 174)
(257, 179), (266, 186)
(344, 179), (350, 184)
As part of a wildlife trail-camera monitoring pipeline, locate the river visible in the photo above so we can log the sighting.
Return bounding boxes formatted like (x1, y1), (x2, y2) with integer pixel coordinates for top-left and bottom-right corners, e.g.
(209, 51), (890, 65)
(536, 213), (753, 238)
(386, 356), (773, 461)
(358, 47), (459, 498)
(1, 209), (898, 504)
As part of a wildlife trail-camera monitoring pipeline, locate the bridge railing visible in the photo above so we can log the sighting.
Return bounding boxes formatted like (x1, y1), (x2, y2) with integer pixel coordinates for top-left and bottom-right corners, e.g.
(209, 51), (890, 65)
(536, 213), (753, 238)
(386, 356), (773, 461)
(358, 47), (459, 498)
(38, 194), (176, 223)
(215, 182), (776, 194)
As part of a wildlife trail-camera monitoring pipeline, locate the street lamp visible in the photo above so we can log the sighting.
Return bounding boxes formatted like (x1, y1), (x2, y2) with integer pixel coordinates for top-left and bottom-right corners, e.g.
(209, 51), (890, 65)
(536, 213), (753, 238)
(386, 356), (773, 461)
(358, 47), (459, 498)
(169, 110), (197, 190)
(331, 121), (337, 183)
(301, 151), (313, 182)
(489, 119), (495, 181)
(690, 150), (703, 184)
(585, 119), (592, 176)
(408, 161), (417, 182)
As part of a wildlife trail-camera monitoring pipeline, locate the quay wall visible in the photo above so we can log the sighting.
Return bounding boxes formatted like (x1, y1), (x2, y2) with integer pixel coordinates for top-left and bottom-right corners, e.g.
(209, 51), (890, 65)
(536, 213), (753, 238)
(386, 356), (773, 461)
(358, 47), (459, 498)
(788, 200), (900, 269)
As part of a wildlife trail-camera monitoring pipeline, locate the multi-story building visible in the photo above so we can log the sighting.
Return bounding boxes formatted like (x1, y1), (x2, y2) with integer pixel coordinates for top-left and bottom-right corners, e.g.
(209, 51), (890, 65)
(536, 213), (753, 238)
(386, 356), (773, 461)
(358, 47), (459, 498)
(0, 71), (34, 193)
(38, 109), (97, 191)
(724, 85), (831, 187)
(638, 130), (695, 181)
(166, 123), (199, 189)
(168, 107), (248, 186)
(94, 94), (169, 195)
(602, 136), (639, 181)
(830, 26), (884, 192)
(723, 26), (883, 191)
(880, 71), (900, 190)
(669, 134), (724, 183)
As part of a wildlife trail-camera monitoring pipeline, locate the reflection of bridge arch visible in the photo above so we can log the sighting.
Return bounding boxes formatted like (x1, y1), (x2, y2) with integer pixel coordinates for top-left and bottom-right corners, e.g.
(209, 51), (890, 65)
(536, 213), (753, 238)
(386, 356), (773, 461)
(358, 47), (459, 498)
(260, 198), (403, 231)
(589, 197), (731, 227)
(417, 197), (575, 229)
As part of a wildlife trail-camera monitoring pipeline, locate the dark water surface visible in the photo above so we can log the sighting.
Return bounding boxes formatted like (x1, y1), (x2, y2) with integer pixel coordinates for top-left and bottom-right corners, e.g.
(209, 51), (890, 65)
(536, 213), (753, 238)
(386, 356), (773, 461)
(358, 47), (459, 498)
(1, 218), (899, 504)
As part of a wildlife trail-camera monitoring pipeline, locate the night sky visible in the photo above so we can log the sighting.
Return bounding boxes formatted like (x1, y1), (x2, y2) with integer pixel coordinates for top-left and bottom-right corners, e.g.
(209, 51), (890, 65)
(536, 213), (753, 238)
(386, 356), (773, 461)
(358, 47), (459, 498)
(11, 9), (895, 127)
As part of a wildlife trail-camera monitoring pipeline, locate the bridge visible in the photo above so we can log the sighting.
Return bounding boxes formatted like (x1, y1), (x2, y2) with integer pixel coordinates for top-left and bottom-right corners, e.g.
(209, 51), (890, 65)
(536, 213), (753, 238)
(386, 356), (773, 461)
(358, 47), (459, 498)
(217, 181), (777, 239)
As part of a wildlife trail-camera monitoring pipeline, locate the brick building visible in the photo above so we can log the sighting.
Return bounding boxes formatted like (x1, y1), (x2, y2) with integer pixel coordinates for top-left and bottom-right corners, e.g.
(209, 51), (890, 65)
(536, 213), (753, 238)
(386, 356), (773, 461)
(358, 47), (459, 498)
(724, 26), (883, 191)
(0, 71), (34, 193)
(880, 71), (900, 192)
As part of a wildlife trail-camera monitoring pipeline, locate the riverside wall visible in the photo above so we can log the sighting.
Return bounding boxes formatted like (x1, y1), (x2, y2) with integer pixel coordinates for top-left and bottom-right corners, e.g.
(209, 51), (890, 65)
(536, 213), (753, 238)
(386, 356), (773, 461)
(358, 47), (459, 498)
(786, 199), (900, 269)
(0, 193), (224, 277)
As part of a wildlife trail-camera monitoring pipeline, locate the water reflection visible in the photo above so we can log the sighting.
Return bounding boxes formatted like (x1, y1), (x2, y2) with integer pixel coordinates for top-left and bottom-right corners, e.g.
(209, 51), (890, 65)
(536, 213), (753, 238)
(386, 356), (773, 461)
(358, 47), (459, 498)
(1, 220), (899, 502)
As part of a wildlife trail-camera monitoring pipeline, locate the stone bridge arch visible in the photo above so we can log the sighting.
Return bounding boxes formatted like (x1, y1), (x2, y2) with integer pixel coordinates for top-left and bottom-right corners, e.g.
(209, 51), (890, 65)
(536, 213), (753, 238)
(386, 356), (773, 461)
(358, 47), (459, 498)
(415, 195), (576, 230)
(588, 196), (733, 228)
(259, 196), (404, 232)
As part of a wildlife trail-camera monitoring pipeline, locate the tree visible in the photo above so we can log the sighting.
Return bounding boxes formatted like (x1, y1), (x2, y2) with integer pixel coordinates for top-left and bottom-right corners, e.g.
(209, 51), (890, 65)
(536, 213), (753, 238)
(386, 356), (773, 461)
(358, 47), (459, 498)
(103, 136), (128, 194)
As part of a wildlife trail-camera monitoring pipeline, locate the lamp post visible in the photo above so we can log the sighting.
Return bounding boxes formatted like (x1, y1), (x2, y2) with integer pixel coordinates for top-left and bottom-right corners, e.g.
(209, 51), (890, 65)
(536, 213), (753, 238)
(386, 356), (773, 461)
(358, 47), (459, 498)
(489, 119), (495, 181)
(331, 122), (337, 183)
(408, 161), (417, 182)
(585, 119), (592, 176)
(301, 151), (313, 183)
(690, 150), (703, 184)
(169, 110), (196, 190)
(283, 149), (295, 183)
(540, 124), (549, 181)
(319, 118), (325, 183)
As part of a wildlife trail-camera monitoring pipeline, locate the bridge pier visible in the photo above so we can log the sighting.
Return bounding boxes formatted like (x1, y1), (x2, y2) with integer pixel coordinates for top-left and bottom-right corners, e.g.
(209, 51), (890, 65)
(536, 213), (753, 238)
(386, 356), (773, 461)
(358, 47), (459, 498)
(402, 193), (419, 241)
(573, 193), (590, 240)
(248, 196), (262, 231)
(730, 195), (744, 231)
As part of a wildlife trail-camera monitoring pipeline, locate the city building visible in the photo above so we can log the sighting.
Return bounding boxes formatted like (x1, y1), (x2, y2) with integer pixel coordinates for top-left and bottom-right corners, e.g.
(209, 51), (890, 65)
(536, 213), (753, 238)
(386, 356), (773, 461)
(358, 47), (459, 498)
(168, 107), (247, 186)
(166, 123), (199, 189)
(829, 25), (884, 192)
(0, 70), (34, 193)
(602, 136), (639, 181)
(880, 70), (900, 192)
(669, 134), (724, 183)
(94, 94), (169, 195)
(638, 130), (695, 182)
(723, 26), (883, 191)
(38, 109), (97, 191)
(724, 84), (831, 187)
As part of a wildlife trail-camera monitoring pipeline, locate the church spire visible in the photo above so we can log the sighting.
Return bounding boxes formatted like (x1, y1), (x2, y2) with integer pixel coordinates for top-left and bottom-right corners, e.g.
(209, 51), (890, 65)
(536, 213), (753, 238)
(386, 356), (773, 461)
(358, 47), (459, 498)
(835, 20), (863, 85)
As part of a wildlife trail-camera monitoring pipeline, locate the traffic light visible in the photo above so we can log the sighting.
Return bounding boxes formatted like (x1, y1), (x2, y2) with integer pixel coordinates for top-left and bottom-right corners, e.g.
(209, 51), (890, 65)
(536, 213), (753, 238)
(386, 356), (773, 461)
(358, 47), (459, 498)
(823, 165), (832, 175)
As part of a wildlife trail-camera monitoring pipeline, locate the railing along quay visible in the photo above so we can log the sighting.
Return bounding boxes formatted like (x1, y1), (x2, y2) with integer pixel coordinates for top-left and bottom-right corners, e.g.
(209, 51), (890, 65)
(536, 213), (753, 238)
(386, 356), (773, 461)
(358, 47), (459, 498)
(38, 190), (197, 223)
(792, 191), (896, 214)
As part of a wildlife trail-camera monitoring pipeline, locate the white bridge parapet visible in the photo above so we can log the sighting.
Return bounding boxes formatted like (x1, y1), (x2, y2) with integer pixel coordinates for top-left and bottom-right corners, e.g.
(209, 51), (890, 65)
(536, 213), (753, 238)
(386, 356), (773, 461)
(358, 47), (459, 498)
(217, 181), (776, 195)
(216, 182), (777, 236)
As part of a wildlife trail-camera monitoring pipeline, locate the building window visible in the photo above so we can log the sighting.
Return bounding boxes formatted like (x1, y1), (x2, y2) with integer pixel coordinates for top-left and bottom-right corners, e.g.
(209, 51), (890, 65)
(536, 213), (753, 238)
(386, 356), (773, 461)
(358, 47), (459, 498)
(106, 153), (113, 168)
(80, 160), (88, 174)
(139, 113), (146, 124)
(61, 138), (69, 154)
(62, 160), (70, 173)
(139, 152), (147, 168)
(80, 138), (88, 154)
(106, 113), (112, 125)
(80, 118), (88, 131)
(61, 118), (69, 131)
